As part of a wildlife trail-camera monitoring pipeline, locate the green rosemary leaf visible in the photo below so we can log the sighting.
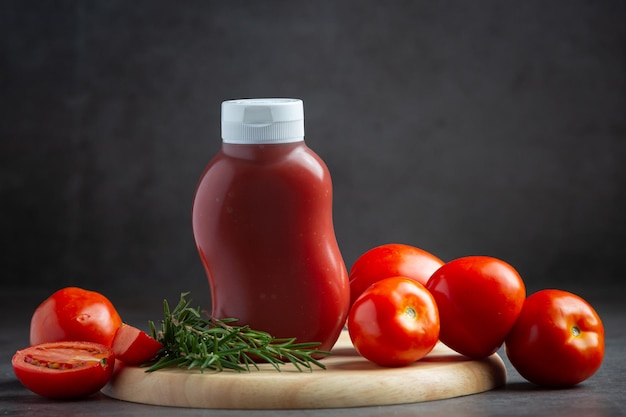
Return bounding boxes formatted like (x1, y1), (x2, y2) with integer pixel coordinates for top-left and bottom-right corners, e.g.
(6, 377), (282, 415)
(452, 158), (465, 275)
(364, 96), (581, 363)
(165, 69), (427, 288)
(240, 353), (258, 372)
(146, 356), (187, 372)
(280, 353), (302, 371)
(145, 292), (328, 373)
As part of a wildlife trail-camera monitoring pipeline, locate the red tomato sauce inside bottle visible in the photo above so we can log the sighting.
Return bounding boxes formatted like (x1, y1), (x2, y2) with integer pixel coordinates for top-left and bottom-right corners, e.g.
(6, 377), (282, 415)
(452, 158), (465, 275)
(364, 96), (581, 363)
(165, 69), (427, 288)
(192, 99), (349, 353)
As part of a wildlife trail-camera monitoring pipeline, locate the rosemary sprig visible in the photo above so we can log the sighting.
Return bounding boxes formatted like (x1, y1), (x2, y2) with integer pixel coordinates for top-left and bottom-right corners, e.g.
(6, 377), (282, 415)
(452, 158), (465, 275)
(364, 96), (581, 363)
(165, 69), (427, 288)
(145, 292), (328, 373)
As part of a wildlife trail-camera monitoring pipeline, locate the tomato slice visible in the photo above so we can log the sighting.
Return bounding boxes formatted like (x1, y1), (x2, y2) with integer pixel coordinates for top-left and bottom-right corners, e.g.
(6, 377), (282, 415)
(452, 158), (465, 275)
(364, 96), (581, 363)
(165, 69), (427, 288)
(112, 323), (163, 365)
(12, 342), (115, 399)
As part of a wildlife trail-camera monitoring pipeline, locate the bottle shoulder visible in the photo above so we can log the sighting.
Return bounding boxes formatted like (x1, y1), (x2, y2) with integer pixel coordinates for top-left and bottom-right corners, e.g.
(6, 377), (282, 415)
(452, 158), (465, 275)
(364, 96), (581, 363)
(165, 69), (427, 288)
(207, 142), (327, 176)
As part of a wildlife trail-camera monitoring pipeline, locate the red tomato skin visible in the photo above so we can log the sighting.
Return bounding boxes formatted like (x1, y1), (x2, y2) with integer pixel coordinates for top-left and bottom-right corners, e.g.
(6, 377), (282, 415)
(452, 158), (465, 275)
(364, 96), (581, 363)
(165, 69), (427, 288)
(505, 289), (604, 387)
(426, 256), (526, 359)
(348, 277), (440, 367)
(349, 244), (444, 307)
(30, 287), (122, 347)
(12, 341), (115, 399)
(112, 324), (163, 365)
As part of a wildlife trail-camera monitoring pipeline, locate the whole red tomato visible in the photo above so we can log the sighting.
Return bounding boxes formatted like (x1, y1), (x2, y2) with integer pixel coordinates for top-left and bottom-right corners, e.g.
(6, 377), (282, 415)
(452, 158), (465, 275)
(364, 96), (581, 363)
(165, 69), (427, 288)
(348, 277), (440, 367)
(12, 341), (115, 399)
(505, 289), (604, 387)
(426, 256), (525, 358)
(30, 287), (122, 347)
(349, 243), (444, 306)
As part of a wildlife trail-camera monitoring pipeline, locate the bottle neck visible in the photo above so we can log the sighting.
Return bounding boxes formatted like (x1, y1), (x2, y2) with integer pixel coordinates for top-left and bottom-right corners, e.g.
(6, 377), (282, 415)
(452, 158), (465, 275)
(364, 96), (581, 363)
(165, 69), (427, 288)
(221, 141), (306, 161)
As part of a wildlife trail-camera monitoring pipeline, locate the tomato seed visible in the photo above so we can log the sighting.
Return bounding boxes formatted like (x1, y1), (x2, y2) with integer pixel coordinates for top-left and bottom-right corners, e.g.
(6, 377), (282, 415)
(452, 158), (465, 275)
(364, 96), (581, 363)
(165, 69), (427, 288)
(24, 355), (83, 370)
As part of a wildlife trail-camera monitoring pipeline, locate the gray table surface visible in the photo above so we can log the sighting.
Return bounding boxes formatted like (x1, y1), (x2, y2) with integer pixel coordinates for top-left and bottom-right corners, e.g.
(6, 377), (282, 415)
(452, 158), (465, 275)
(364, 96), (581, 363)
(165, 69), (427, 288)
(2, 286), (624, 417)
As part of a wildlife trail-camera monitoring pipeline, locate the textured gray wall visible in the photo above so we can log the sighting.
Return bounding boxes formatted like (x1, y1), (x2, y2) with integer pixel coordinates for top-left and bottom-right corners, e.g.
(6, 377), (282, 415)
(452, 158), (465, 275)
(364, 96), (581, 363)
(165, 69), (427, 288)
(2, 1), (625, 305)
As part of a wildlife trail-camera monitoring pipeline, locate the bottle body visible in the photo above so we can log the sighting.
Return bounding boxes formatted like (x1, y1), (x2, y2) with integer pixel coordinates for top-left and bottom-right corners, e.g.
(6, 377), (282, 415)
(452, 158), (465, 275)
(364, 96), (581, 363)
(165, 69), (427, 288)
(192, 141), (349, 353)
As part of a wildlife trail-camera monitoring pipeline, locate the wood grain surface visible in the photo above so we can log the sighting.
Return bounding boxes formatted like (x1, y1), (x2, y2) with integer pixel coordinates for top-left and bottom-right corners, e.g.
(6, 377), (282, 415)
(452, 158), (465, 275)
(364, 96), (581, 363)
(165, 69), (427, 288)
(101, 331), (506, 409)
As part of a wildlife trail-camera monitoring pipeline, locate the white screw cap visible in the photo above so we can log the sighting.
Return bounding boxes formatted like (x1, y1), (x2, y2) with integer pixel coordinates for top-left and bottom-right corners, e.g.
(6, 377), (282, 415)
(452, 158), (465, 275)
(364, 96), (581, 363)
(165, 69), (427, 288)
(221, 98), (305, 144)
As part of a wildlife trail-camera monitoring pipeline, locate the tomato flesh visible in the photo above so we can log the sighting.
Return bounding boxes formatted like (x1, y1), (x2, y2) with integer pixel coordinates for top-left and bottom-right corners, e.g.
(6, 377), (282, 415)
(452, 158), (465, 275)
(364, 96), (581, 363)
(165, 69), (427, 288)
(12, 342), (115, 399)
(505, 289), (604, 387)
(23, 347), (105, 369)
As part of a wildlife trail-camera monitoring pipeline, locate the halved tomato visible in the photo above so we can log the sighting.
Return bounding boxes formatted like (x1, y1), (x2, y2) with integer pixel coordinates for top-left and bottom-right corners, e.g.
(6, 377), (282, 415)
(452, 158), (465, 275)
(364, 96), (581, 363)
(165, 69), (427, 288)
(12, 341), (114, 399)
(112, 323), (163, 365)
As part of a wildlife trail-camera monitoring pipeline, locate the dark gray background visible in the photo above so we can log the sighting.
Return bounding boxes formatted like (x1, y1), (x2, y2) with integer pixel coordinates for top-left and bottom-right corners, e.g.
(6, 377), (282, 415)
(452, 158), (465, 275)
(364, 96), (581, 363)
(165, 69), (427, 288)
(2, 1), (625, 310)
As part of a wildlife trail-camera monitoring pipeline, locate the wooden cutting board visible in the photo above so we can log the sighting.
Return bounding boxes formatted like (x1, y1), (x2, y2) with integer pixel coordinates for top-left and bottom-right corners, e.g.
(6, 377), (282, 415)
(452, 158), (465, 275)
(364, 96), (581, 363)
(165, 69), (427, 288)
(102, 331), (506, 409)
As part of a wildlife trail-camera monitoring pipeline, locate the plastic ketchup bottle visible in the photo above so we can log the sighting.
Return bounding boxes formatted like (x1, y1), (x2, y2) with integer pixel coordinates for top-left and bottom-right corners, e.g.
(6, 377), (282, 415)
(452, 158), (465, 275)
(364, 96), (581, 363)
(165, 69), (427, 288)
(191, 98), (350, 353)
